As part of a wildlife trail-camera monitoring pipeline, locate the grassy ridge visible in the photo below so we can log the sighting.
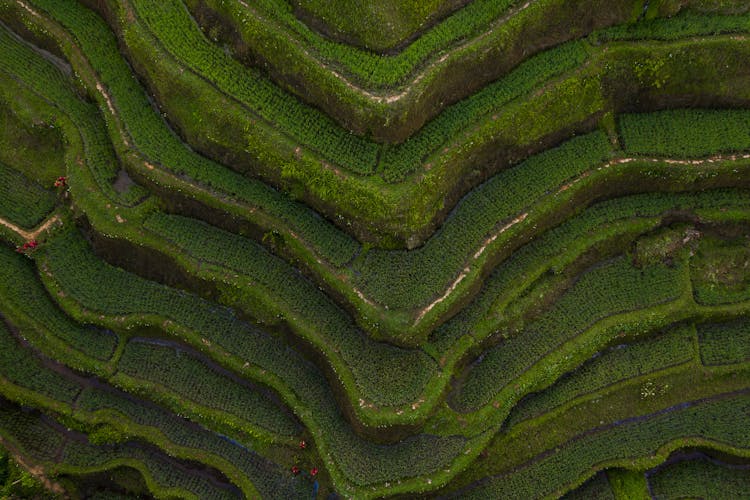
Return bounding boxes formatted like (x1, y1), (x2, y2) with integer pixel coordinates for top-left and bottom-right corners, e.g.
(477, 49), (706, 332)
(648, 454), (750, 499)
(0, 312), (309, 498)
(17, 0), (750, 250)
(451, 371), (750, 498)
(33, 227), (470, 497)
(452, 255), (689, 411)
(0, 398), (243, 499)
(3, 4), (750, 349)
(190, 0), (750, 141)
(0, 160), (56, 229)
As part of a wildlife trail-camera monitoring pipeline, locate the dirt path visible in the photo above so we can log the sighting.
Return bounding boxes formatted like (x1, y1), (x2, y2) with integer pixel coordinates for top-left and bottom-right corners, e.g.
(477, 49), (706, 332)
(0, 214), (61, 241)
(0, 436), (68, 497)
(409, 152), (750, 326)
(236, 0), (535, 103)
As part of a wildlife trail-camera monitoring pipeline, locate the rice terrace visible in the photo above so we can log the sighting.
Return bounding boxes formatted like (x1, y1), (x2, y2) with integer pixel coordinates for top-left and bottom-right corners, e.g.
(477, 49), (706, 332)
(0, 0), (749, 497)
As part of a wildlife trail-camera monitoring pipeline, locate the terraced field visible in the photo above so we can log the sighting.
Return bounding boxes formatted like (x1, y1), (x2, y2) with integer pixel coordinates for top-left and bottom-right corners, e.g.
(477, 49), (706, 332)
(0, 0), (748, 497)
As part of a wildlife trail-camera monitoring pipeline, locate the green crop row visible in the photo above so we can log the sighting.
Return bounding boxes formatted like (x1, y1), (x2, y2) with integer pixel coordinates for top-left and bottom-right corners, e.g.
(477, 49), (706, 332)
(445, 355), (750, 495)
(0, 242), (302, 446)
(0, 246), (118, 365)
(0, 400), (65, 462)
(131, 0), (380, 174)
(11, 40), (747, 421)
(698, 318), (750, 366)
(505, 324), (698, 427)
(453, 363), (750, 498)
(60, 440), (242, 500)
(76, 387), (308, 499)
(88, 215), (439, 408)
(5, 0), (750, 262)
(648, 454), (750, 499)
(187, 0), (623, 142)
(23, 219), (740, 496)
(0, 318), (307, 498)
(562, 472), (616, 500)
(0, 398), (242, 499)
(188, 0), (750, 141)
(452, 255), (689, 411)
(427, 188), (750, 358)
(100, 12), (750, 240)
(375, 42), (589, 180)
(0, 320), (81, 405)
(117, 339), (301, 438)
(23, 0), (750, 252)
(191, 0), (518, 87)
(284, 0), (468, 52)
(592, 9), (750, 43)
(1, 27), (748, 426)
(140, 129), (713, 346)
(352, 131), (612, 309)
(0, 256), (316, 497)
(620, 109), (750, 158)
(105, 187), (750, 422)
(33, 227), (470, 496)
(2, 175), (748, 496)
(456, 386), (750, 498)
(0, 160), (56, 229)
(0, 3), (363, 262)
(0, 97), (65, 187)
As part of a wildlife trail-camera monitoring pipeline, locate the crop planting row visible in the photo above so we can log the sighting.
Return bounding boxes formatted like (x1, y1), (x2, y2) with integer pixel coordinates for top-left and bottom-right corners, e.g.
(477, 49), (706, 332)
(13, 0), (750, 249)
(0, 161), (56, 229)
(96, 0), (750, 194)
(0, 398), (243, 499)
(1, 28), (748, 426)
(449, 379), (750, 498)
(648, 454), (750, 499)
(5, 0), (748, 345)
(0, 308), (311, 498)
(451, 255), (689, 411)
(698, 319), (750, 366)
(0, 0), (748, 496)
(189, 0), (750, 141)
(30, 227), (472, 496)
(4, 1), (750, 351)
(505, 324), (698, 427)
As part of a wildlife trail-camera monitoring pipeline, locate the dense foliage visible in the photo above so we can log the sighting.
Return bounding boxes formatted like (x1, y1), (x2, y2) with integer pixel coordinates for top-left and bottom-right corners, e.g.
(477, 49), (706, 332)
(0, 0), (747, 497)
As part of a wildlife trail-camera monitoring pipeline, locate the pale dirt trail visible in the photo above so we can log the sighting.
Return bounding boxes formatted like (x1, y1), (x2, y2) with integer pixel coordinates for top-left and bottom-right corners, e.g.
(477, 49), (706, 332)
(0, 214), (61, 241)
(236, 0), (535, 103)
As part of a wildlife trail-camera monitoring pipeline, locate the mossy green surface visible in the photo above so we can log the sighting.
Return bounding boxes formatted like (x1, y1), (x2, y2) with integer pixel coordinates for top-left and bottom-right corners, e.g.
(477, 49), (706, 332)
(0, 0), (748, 497)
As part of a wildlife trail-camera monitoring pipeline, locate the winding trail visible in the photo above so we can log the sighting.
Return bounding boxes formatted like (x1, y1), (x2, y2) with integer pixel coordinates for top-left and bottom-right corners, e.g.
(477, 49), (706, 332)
(235, 0), (535, 101)
(0, 214), (61, 241)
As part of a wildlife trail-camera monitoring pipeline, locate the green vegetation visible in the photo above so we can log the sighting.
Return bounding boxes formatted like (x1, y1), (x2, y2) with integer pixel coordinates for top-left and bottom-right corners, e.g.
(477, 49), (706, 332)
(0, 101), (65, 187)
(0, 0), (747, 497)
(287, 0), (467, 52)
(452, 255), (688, 411)
(620, 109), (750, 157)
(506, 324), (698, 427)
(698, 319), (750, 365)
(0, 161), (57, 228)
(0, 398), (243, 499)
(648, 455), (750, 499)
